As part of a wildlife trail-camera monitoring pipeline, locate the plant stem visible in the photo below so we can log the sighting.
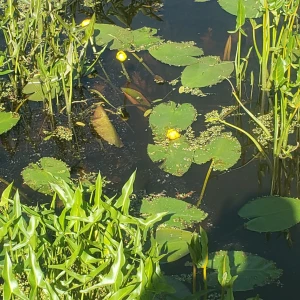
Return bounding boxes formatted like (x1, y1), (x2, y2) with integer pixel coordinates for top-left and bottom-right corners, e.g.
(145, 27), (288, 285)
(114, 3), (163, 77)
(196, 160), (214, 207)
(192, 263), (197, 294)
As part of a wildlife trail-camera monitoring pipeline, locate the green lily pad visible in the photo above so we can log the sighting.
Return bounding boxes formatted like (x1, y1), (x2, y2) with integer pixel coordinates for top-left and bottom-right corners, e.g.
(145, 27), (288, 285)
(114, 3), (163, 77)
(181, 56), (234, 88)
(141, 197), (207, 229)
(0, 112), (20, 134)
(207, 250), (282, 291)
(238, 196), (300, 232)
(22, 157), (71, 195)
(218, 0), (262, 18)
(23, 76), (60, 101)
(148, 137), (194, 176)
(94, 24), (133, 50)
(155, 227), (192, 262)
(149, 42), (204, 66)
(149, 101), (197, 140)
(194, 136), (241, 171)
(131, 27), (162, 51)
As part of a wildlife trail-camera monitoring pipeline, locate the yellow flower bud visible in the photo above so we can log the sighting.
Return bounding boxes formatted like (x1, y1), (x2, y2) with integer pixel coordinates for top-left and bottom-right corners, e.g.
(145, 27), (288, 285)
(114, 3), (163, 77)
(80, 19), (91, 27)
(166, 129), (181, 140)
(116, 50), (127, 62)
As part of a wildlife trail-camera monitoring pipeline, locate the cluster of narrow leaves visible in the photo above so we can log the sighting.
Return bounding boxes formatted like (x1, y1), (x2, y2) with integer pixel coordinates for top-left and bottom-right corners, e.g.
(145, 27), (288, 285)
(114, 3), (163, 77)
(0, 170), (177, 299)
(148, 101), (241, 176)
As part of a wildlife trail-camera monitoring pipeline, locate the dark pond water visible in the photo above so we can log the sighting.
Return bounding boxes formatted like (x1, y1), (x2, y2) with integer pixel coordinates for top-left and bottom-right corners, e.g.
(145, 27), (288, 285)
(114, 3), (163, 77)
(1, 0), (300, 299)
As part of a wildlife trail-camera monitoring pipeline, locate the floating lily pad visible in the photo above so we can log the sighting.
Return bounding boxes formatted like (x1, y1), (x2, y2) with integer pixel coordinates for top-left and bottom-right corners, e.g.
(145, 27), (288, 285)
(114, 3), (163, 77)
(149, 101), (197, 140)
(141, 197), (207, 229)
(181, 56), (234, 88)
(207, 250), (282, 291)
(91, 105), (123, 148)
(22, 157), (71, 195)
(148, 137), (194, 176)
(155, 227), (193, 262)
(23, 76), (60, 101)
(94, 24), (133, 50)
(218, 0), (262, 18)
(194, 136), (241, 171)
(238, 196), (300, 232)
(149, 42), (204, 66)
(131, 27), (162, 51)
(0, 112), (20, 134)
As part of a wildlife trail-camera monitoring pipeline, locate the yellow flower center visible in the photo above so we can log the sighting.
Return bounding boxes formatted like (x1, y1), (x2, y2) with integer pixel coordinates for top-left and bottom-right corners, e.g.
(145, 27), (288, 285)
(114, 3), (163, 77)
(80, 19), (91, 27)
(166, 129), (181, 140)
(116, 51), (127, 62)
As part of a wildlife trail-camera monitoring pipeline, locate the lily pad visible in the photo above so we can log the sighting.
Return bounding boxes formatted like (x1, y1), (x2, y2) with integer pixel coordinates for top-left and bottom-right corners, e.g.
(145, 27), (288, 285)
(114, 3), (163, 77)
(148, 137), (194, 176)
(91, 105), (123, 148)
(131, 27), (162, 51)
(22, 157), (71, 195)
(121, 87), (151, 112)
(155, 227), (192, 262)
(238, 196), (300, 232)
(94, 24), (133, 50)
(23, 76), (61, 101)
(149, 42), (204, 66)
(218, 0), (262, 18)
(0, 112), (20, 134)
(181, 56), (234, 88)
(207, 250), (282, 291)
(149, 101), (197, 140)
(140, 197), (207, 229)
(194, 136), (241, 171)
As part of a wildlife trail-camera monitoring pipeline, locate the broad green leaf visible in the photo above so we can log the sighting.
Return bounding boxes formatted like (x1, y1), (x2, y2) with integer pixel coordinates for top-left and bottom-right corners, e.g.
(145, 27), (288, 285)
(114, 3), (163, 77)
(155, 227), (192, 262)
(109, 284), (139, 300)
(194, 136), (241, 171)
(181, 56), (234, 88)
(218, 0), (262, 18)
(149, 42), (204, 66)
(91, 105), (123, 148)
(148, 137), (194, 176)
(22, 157), (71, 195)
(23, 76), (61, 101)
(273, 57), (286, 88)
(0, 182), (13, 208)
(3, 252), (28, 300)
(238, 196), (300, 232)
(207, 251), (282, 291)
(131, 27), (162, 51)
(115, 171), (135, 215)
(94, 24), (134, 50)
(121, 87), (151, 112)
(0, 111), (20, 134)
(149, 101), (197, 140)
(140, 197), (207, 229)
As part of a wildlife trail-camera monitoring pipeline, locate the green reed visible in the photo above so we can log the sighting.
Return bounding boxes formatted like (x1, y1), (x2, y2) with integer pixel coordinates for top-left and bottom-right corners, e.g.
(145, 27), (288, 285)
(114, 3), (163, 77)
(231, 0), (300, 195)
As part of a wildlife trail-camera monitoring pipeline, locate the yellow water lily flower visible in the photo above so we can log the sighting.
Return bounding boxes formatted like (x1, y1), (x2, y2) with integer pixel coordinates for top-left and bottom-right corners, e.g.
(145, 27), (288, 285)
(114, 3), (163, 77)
(166, 129), (181, 140)
(80, 19), (91, 27)
(116, 50), (127, 62)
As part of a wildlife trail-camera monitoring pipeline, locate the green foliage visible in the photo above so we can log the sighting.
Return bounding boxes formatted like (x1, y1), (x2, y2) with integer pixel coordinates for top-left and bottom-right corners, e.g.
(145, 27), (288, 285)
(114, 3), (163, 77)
(148, 137), (194, 176)
(207, 251), (282, 291)
(149, 42), (204, 66)
(218, 0), (262, 18)
(21, 157), (71, 195)
(238, 196), (300, 232)
(155, 227), (193, 262)
(0, 172), (175, 299)
(194, 135), (241, 171)
(94, 24), (162, 51)
(149, 101), (197, 140)
(181, 56), (234, 88)
(0, 111), (20, 134)
(140, 197), (207, 229)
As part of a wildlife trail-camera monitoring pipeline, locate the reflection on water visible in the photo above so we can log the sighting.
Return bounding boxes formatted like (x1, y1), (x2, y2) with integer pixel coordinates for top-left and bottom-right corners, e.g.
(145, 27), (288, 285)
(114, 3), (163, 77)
(1, 0), (300, 299)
